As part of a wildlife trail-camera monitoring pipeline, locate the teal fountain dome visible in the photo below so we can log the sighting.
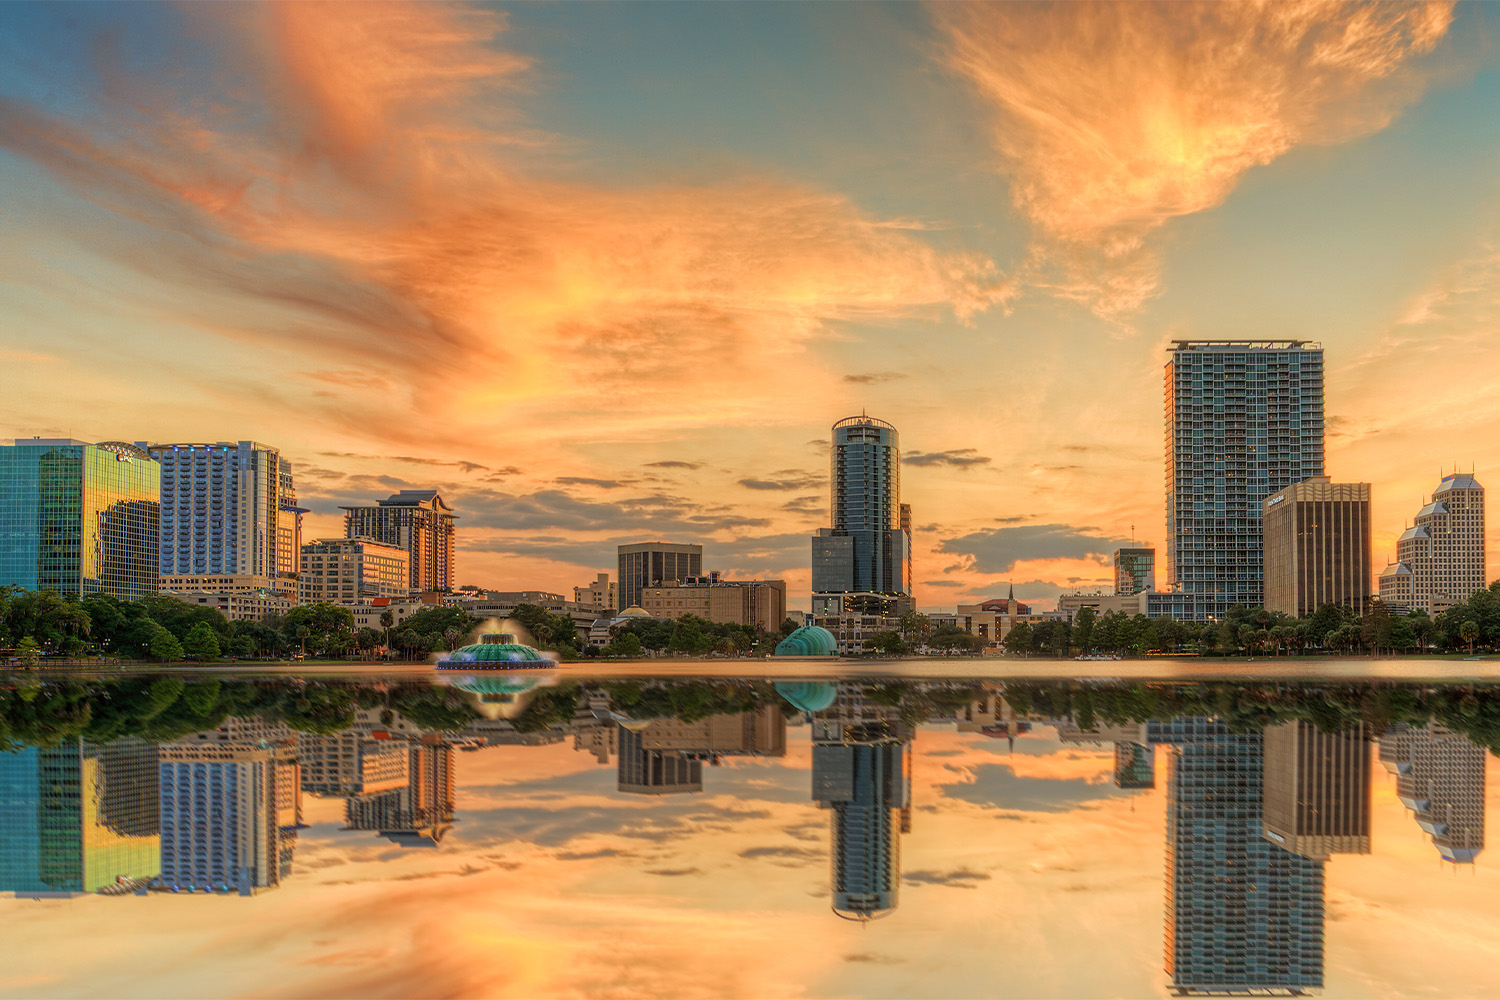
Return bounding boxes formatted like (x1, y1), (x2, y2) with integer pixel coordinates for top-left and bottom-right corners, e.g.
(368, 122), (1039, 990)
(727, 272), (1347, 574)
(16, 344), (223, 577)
(438, 633), (554, 670)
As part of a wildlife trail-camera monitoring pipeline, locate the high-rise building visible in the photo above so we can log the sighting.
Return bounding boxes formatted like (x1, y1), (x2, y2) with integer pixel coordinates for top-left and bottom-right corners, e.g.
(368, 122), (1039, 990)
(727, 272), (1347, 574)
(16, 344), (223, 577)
(0, 438), (160, 600)
(617, 542), (702, 611)
(1113, 741), (1155, 789)
(573, 572), (616, 612)
(1156, 719), (1325, 995)
(1165, 342), (1326, 619)
(344, 740), (456, 846)
(297, 733), (409, 796)
(144, 441), (297, 585)
(1262, 478), (1372, 617)
(298, 536), (411, 604)
(342, 490), (457, 594)
(0, 739), (159, 896)
(617, 725), (703, 795)
(1112, 547), (1155, 596)
(1261, 721), (1371, 860)
(277, 457), (306, 578)
(1379, 473), (1486, 614)
(158, 743), (302, 895)
(1379, 722), (1485, 863)
(810, 415), (912, 617)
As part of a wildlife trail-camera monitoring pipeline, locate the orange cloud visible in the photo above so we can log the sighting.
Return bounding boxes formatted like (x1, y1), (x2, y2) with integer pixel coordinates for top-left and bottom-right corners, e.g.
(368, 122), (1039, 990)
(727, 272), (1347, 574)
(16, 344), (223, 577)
(934, 1), (1454, 320)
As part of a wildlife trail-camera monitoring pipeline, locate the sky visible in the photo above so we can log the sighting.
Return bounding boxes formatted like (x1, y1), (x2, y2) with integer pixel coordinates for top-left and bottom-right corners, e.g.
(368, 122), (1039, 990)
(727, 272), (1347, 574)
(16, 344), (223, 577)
(3, 1), (1500, 610)
(4, 721), (1500, 998)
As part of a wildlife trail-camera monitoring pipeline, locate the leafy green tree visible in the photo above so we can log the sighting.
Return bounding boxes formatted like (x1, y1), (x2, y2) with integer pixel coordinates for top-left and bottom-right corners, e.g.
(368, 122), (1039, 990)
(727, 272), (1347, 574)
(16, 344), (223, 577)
(150, 626), (184, 662)
(1460, 620), (1480, 653)
(897, 610), (936, 647)
(603, 632), (642, 657)
(778, 617), (801, 639)
(1071, 607), (1097, 654)
(929, 624), (985, 655)
(229, 635), (255, 659)
(182, 623), (221, 661)
(862, 630), (909, 656)
(16, 636), (40, 666)
(1003, 622), (1032, 657)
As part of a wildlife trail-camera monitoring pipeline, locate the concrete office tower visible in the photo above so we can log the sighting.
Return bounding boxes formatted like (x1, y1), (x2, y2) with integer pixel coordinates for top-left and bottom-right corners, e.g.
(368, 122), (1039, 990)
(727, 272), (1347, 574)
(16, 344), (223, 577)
(342, 490), (457, 593)
(617, 725), (703, 795)
(1262, 721), (1371, 860)
(1379, 473), (1486, 614)
(1113, 547), (1155, 596)
(158, 744), (302, 895)
(146, 441), (292, 583)
(573, 571), (617, 611)
(0, 739), (159, 896)
(1379, 722), (1485, 863)
(1165, 342), (1326, 619)
(811, 415), (912, 616)
(617, 542), (702, 611)
(1156, 719), (1325, 996)
(0, 439), (160, 600)
(298, 537), (411, 604)
(276, 457), (306, 577)
(1262, 478), (1372, 618)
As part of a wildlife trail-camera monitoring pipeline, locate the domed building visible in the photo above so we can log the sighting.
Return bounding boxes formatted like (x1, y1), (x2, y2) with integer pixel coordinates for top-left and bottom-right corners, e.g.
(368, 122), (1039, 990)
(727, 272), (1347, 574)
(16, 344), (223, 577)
(773, 625), (838, 657)
(439, 633), (554, 670)
(774, 681), (839, 714)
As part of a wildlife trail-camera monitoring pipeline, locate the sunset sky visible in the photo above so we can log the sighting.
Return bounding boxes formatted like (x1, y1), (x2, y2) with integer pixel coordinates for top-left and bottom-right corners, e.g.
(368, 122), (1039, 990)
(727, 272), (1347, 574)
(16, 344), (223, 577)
(3, 1), (1499, 610)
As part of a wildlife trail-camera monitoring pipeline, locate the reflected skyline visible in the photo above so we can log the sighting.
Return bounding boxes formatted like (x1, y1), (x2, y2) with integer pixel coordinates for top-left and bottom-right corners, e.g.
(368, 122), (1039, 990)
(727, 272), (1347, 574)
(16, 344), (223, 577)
(1, 671), (1498, 998)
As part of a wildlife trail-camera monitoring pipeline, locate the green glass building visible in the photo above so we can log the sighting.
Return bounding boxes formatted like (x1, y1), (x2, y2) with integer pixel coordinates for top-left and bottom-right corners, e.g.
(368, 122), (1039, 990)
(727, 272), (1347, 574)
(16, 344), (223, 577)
(0, 439), (160, 599)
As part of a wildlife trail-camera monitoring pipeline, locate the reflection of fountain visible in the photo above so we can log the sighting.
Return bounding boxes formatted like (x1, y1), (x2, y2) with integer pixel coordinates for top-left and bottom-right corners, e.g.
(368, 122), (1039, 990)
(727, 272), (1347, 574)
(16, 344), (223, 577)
(437, 632), (555, 671)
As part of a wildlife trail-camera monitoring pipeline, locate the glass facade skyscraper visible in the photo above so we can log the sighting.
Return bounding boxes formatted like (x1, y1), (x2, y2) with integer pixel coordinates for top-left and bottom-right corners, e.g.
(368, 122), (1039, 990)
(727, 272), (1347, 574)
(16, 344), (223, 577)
(810, 415), (912, 615)
(0, 439), (160, 599)
(1165, 342), (1325, 619)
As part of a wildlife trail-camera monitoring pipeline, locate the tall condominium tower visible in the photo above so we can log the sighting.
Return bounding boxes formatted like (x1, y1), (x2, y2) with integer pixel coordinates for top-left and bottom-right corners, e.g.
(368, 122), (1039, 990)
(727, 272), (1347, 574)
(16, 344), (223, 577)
(1379, 473), (1486, 614)
(811, 415), (912, 616)
(1379, 722), (1485, 863)
(276, 457), (306, 577)
(0, 439), (160, 600)
(1165, 342), (1325, 619)
(1112, 547), (1156, 596)
(158, 743), (302, 895)
(145, 441), (298, 582)
(342, 490), (457, 593)
(1262, 478), (1372, 617)
(1154, 719), (1325, 995)
(0, 739), (159, 895)
(1261, 721), (1371, 860)
(617, 542), (702, 611)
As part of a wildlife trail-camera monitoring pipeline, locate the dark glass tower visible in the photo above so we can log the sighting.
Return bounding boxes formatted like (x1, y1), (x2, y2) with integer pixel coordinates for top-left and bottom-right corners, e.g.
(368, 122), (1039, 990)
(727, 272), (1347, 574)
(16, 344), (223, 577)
(1165, 342), (1325, 619)
(811, 416), (911, 615)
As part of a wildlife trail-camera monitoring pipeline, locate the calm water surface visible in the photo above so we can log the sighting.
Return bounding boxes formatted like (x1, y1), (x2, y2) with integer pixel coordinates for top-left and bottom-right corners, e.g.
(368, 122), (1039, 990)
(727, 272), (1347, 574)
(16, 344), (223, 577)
(2, 665), (1499, 999)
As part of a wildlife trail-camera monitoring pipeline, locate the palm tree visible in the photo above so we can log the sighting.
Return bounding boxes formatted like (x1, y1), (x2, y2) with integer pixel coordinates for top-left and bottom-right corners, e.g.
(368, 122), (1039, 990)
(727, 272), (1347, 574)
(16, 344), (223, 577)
(380, 610), (395, 653)
(1460, 620), (1480, 654)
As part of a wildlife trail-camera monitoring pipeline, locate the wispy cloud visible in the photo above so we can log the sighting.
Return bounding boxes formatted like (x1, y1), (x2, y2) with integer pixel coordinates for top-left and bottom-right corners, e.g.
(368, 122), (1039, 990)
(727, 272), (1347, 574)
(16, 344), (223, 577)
(934, 1), (1454, 321)
(905, 448), (991, 468)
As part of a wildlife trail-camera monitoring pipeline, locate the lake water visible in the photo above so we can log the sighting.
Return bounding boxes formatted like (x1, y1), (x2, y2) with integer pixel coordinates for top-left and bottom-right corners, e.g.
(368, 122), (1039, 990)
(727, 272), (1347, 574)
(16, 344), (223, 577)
(2, 664), (1498, 999)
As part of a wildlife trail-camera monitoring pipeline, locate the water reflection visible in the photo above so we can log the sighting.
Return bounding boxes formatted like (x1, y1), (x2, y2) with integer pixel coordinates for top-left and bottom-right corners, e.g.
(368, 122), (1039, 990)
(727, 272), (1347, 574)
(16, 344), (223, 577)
(1, 672), (1497, 997)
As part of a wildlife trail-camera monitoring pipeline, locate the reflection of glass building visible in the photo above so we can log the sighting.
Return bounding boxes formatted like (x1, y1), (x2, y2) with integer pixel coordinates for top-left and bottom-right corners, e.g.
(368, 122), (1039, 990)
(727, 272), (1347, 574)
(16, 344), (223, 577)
(1262, 721), (1370, 860)
(0, 439), (160, 599)
(0, 739), (160, 895)
(617, 725), (703, 795)
(1154, 719), (1324, 995)
(1114, 742), (1155, 789)
(811, 683), (911, 921)
(810, 415), (912, 617)
(158, 745), (301, 895)
(1379, 722), (1485, 863)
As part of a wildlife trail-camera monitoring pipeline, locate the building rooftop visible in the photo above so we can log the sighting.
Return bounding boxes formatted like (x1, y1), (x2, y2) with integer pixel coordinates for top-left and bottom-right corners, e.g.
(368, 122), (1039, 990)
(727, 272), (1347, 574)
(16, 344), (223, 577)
(1433, 473), (1483, 493)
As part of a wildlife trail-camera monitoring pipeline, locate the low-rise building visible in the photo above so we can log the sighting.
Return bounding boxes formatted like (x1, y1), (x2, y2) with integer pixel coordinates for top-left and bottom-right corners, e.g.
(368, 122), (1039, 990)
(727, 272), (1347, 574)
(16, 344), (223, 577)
(573, 572), (617, 613)
(298, 537), (411, 605)
(1052, 591), (1147, 620)
(161, 587), (293, 622)
(640, 573), (787, 630)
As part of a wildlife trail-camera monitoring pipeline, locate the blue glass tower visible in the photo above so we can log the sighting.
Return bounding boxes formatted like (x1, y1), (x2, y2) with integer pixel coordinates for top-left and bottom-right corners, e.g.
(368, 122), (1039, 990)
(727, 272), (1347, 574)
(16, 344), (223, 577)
(1165, 342), (1325, 619)
(811, 415), (911, 616)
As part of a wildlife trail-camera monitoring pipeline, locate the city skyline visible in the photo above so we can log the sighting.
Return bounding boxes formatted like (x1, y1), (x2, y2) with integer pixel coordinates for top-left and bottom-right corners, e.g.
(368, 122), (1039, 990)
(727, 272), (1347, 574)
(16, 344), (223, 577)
(4, 3), (1500, 609)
